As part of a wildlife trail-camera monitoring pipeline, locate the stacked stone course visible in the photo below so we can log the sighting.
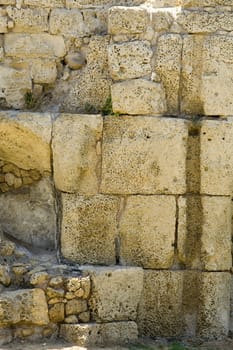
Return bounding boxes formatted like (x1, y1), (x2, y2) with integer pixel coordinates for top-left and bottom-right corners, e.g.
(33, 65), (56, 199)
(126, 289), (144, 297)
(0, 0), (233, 346)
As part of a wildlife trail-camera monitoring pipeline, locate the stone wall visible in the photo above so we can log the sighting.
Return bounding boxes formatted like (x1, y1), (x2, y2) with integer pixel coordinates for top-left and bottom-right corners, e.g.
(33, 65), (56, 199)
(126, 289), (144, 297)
(0, 0), (233, 346)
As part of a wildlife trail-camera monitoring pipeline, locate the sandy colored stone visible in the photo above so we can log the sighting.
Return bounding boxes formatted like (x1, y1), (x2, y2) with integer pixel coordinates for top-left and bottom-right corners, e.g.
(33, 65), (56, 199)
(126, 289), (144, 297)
(0, 265), (11, 286)
(49, 303), (65, 323)
(111, 79), (166, 115)
(178, 196), (232, 270)
(46, 288), (65, 299)
(108, 41), (152, 81)
(0, 111), (51, 173)
(49, 276), (64, 288)
(60, 322), (138, 346)
(181, 0), (233, 7)
(65, 299), (87, 316)
(66, 277), (81, 292)
(24, 0), (64, 6)
(101, 116), (187, 194)
(30, 271), (49, 287)
(61, 194), (119, 265)
(64, 315), (78, 323)
(197, 272), (231, 339)
(81, 265), (143, 322)
(53, 114), (102, 194)
(6, 7), (49, 33)
(138, 270), (184, 337)
(80, 276), (91, 299)
(0, 66), (31, 109)
(0, 289), (49, 326)
(30, 59), (57, 84)
(150, 10), (174, 32)
(78, 311), (90, 323)
(0, 328), (12, 346)
(154, 33), (182, 114)
(120, 195), (176, 268)
(65, 52), (86, 70)
(49, 9), (85, 36)
(5, 33), (66, 58)
(0, 15), (7, 33)
(108, 6), (149, 35)
(200, 119), (233, 195)
(0, 178), (56, 249)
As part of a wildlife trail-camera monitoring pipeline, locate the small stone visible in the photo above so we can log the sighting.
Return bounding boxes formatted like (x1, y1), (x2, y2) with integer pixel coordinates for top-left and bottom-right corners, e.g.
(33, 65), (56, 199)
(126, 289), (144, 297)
(65, 292), (76, 300)
(2, 164), (20, 177)
(66, 277), (81, 292)
(48, 297), (67, 305)
(29, 169), (41, 181)
(30, 271), (49, 286)
(46, 287), (64, 299)
(7, 20), (14, 29)
(12, 264), (29, 276)
(81, 277), (91, 299)
(0, 240), (15, 256)
(74, 288), (84, 298)
(0, 174), (4, 182)
(49, 303), (65, 323)
(22, 176), (34, 185)
(65, 52), (86, 70)
(0, 265), (11, 286)
(65, 299), (87, 316)
(21, 328), (34, 337)
(13, 177), (22, 189)
(78, 311), (90, 323)
(49, 276), (64, 288)
(0, 183), (9, 192)
(5, 173), (15, 186)
(64, 315), (78, 324)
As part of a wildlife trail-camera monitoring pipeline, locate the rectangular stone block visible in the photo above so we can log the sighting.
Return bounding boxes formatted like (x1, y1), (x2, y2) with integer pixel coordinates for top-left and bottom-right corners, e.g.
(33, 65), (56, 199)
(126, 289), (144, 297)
(49, 8), (84, 36)
(60, 322), (138, 346)
(101, 116), (187, 194)
(0, 16), (7, 33)
(61, 194), (120, 265)
(154, 34), (182, 114)
(81, 266), (143, 322)
(111, 79), (166, 115)
(6, 7), (49, 33)
(178, 196), (232, 270)
(108, 6), (149, 35)
(200, 119), (233, 195)
(181, 0), (232, 7)
(24, 0), (64, 6)
(4, 33), (66, 58)
(30, 59), (57, 84)
(119, 196), (176, 268)
(53, 114), (103, 194)
(137, 270), (184, 337)
(108, 41), (152, 81)
(197, 272), (231, 339)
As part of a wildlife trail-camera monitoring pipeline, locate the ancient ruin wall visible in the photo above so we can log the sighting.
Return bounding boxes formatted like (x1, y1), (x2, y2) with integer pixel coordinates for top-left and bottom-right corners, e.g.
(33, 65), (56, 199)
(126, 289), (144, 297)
(1, 0), (233, 346)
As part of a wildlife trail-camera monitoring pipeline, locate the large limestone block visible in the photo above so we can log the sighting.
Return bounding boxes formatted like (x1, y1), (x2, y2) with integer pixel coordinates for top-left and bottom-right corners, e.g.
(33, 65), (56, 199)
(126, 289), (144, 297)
(6, 7), (49, 33)
(181, 0), (233, 7)
(0, 177), (56, 248)
(154, 34), (182, 114)
(178, 196), (232, 270)
(108, 41), (152, 81)
(108, 6), (149, 35)
(111, 79), (166, 115)
(202, 35), (233, 116)
(66, 0), (144, 8)
(0, 289), (49, 327)
(0, 66), (31, 109)
(61, 194), (120, 265)
(200, 119), (233, 195)
(137, 270), (184, 337)
(30, 59), (57, 84)
(0, 111), (51, 173)
(101, 116), (187, 194)
(49, 9), (85, 36)
(119, 196), (176, 268)
(197, 272), (231, 339)
(4, 33), (66, 58)
(60, 322), (138, 346)
(53, 114), (103, 194)
(0, 15), (8, 33)
(81, 266), (143, 322)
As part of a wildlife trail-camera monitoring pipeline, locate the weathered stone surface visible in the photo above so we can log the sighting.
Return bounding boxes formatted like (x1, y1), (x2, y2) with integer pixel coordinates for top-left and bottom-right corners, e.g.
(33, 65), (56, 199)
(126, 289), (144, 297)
(120, 196), (176, 268)
(181, 0), (233, 7)
(24, 0), (64, 7)
(65, 299), (87, 316)
(60, 322), (138, 346)
(0, 111), (51, 173)
(108, 6), (148, 35)
(137, 270), (184, 337)
(0, 265), (11, 286)
(0, 178), (56, 249)
(200, 119), (233, 195)
(81, 266), (143, 322)
(101, 116), (187, 194)
(61, 194), (119, 265)
(5, 33), (66, 58)
(53, 114), (102, 194)
(65, 52), (85, 70)
(108, 41), (152, 80)
(0, 289), (49, 326)
(49, 303), (65, 323)
(49, 9), (84, 36)
(154, 34), (182, 114)
(178, 196), (232, 270)
(0, 15), (8, 33)
(30, 59), (57, 84)
(111, 79), (166, 115)
(0, 327), (12, 346)
(6, 7), (49, 33)
(0, 66), (31, 109)
(197, 272), (231, 339)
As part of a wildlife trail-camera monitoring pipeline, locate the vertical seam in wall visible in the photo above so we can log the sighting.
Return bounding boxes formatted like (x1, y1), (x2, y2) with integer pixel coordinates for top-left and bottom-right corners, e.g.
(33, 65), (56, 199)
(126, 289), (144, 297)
(178, 34), (184, 116)
(115, 196), (127, 265)
(97, 115), (104, 193)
